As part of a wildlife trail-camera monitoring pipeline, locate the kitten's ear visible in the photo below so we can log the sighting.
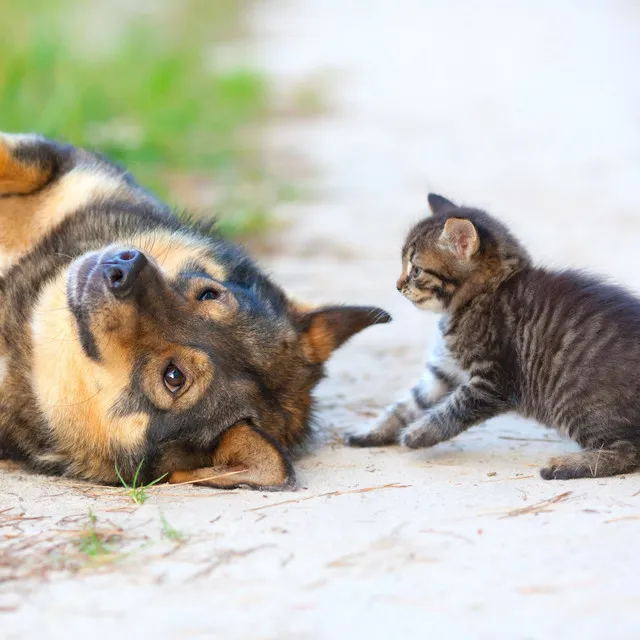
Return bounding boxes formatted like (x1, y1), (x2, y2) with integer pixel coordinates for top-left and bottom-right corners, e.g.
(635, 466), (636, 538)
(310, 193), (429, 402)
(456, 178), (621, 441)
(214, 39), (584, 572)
(427, 193), (457, 216)
(439, 218), (479, 260)
(294, 305), (391, 364)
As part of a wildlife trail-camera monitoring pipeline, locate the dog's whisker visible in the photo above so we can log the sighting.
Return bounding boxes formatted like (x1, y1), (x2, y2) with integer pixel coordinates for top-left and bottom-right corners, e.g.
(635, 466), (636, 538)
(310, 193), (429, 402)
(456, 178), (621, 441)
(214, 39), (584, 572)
(53, 387), (103, 407)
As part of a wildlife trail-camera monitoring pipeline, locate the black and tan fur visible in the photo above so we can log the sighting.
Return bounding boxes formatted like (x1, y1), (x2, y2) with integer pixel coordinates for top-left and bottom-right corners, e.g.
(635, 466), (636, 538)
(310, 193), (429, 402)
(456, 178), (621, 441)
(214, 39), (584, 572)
(347, 193), (640, 480)
(0, 132), (390, 490)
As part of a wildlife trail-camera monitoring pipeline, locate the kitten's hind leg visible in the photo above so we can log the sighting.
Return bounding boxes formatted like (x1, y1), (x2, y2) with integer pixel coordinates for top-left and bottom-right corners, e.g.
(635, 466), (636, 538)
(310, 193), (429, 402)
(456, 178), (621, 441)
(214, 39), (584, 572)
(345, 363), (458, 447)
(540, 441), (640, 480)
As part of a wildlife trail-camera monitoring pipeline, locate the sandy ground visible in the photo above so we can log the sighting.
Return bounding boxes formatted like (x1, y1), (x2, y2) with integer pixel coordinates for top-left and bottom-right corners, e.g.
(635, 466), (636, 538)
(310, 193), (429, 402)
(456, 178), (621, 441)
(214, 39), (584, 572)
(3, 1), (640, 638)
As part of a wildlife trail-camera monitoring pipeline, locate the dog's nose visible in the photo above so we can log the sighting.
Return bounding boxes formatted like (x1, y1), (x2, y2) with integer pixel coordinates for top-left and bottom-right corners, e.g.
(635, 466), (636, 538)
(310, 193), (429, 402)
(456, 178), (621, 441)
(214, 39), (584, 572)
(103, 249), (147, 298)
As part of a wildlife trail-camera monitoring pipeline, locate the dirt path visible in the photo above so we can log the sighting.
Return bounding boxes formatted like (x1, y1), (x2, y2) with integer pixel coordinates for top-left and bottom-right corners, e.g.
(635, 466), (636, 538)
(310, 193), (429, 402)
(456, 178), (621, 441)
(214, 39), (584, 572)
(3, 2), (640, 638)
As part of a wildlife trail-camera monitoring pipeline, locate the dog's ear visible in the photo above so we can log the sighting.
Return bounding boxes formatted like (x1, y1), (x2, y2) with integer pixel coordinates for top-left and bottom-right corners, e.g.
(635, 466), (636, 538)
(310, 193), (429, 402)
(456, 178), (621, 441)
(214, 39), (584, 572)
(293, 305), (391, 364)
(168, 423), (296, 491)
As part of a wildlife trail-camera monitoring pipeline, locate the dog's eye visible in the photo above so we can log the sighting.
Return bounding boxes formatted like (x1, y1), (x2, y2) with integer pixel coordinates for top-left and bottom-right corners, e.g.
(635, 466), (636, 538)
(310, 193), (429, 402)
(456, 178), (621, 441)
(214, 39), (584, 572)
(164, 365), (185, 393)
(198, 289), (219, 301)
(410, 265), (423, 279)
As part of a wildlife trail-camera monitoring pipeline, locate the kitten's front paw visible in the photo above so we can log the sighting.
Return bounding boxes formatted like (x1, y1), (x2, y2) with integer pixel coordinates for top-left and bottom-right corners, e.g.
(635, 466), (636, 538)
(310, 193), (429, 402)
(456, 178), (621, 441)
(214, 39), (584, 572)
(400, 414), (444, 449)
(345, 411), (404, 448)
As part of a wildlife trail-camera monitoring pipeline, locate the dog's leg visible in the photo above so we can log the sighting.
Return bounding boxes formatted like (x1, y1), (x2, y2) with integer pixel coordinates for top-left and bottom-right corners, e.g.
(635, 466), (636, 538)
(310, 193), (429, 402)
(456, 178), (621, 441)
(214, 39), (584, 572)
(168, 423), (297, 491)
(0, 133), (63, 196)
(0, 133), (74, 270)
(0, 133), (132, 272)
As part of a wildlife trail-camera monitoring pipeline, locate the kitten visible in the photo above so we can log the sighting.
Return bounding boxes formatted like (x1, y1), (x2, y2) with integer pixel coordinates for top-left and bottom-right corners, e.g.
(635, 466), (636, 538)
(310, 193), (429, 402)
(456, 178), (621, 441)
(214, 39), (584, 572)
(347, 193), (640, 480)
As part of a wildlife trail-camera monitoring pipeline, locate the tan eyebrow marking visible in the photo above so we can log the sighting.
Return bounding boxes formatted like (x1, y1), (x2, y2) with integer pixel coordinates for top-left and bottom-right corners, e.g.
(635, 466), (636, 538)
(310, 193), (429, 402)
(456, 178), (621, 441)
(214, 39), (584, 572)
(406, 246), (416, 276)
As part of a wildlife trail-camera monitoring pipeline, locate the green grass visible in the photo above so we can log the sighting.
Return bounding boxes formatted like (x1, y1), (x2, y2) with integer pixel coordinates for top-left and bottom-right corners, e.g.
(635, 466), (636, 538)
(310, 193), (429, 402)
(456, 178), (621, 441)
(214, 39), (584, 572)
(115, 459), (167, 506)
(160, 513), (187, 543)
(0, 0), (280, 237)
(74, 510), (116, 558)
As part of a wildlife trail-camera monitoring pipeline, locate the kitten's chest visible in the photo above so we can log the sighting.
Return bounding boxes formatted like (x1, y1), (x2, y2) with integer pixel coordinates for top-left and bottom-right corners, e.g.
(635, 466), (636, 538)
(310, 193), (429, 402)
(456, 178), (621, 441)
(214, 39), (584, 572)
(442, 315), (497, 373)
(445, 337), (478, 372)
(429, 329), (470, 385)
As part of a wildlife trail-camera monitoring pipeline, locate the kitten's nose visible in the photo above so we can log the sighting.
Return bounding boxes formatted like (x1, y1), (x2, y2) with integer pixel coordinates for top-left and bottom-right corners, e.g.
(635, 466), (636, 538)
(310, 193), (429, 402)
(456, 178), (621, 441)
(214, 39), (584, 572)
(103, 249), (147, 298)
(396, 278), (405, 292)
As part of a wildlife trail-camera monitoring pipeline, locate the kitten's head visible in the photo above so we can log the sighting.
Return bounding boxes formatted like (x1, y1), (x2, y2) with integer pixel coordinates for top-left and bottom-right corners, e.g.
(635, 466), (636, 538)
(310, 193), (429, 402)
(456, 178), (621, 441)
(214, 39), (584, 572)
(397, 194), (530, 312)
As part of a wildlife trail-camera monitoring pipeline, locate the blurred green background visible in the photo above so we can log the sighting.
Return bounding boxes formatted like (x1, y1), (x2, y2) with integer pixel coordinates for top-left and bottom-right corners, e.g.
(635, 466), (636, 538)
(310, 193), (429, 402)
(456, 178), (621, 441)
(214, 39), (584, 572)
(0, 0), (287, 237)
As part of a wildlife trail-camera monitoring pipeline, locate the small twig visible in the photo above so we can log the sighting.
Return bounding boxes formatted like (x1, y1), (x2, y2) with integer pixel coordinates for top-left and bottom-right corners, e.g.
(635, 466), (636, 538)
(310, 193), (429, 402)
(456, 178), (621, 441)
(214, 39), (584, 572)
(481, 474), (535, 483)
(326, 551), (365, 568)
(499, 436), (563, 443)
(118, 491), (231, 499)
(246, 483), (411, 513)
(53, 479), (121, 490)
(163, 468), (248, 488)
(499, 491), (572, 519)
(54, 468), (249, 499)
(159, 540), (189, 559)
(420, 528), (475, 545)
(0, 516), (48, 528)
(50, 528), (125, 537)
(604, 514), (640, 524)
(188, 545), (275, 581)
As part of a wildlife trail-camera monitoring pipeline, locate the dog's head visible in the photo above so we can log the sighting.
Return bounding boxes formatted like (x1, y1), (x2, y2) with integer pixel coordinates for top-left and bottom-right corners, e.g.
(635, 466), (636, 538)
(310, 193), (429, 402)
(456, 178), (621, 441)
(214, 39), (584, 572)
(31, 229), (390, 488)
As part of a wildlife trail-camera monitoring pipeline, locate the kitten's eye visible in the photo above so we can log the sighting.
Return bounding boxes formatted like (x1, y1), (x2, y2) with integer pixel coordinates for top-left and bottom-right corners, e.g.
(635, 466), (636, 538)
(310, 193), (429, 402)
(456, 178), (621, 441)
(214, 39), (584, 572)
(164, 365), (185, 393)
(410, 265), (423, 279)
(198, 289), (219, 301)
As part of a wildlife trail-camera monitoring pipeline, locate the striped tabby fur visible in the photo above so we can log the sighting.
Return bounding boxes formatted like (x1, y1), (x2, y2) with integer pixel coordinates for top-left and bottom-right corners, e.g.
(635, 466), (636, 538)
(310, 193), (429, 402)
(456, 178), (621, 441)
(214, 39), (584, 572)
(347, 193), (640, 480)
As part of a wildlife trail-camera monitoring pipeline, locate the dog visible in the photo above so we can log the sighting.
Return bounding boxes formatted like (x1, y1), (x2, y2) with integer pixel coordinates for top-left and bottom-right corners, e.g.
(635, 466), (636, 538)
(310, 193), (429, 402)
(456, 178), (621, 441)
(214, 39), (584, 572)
(0, 132), (390, 490)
